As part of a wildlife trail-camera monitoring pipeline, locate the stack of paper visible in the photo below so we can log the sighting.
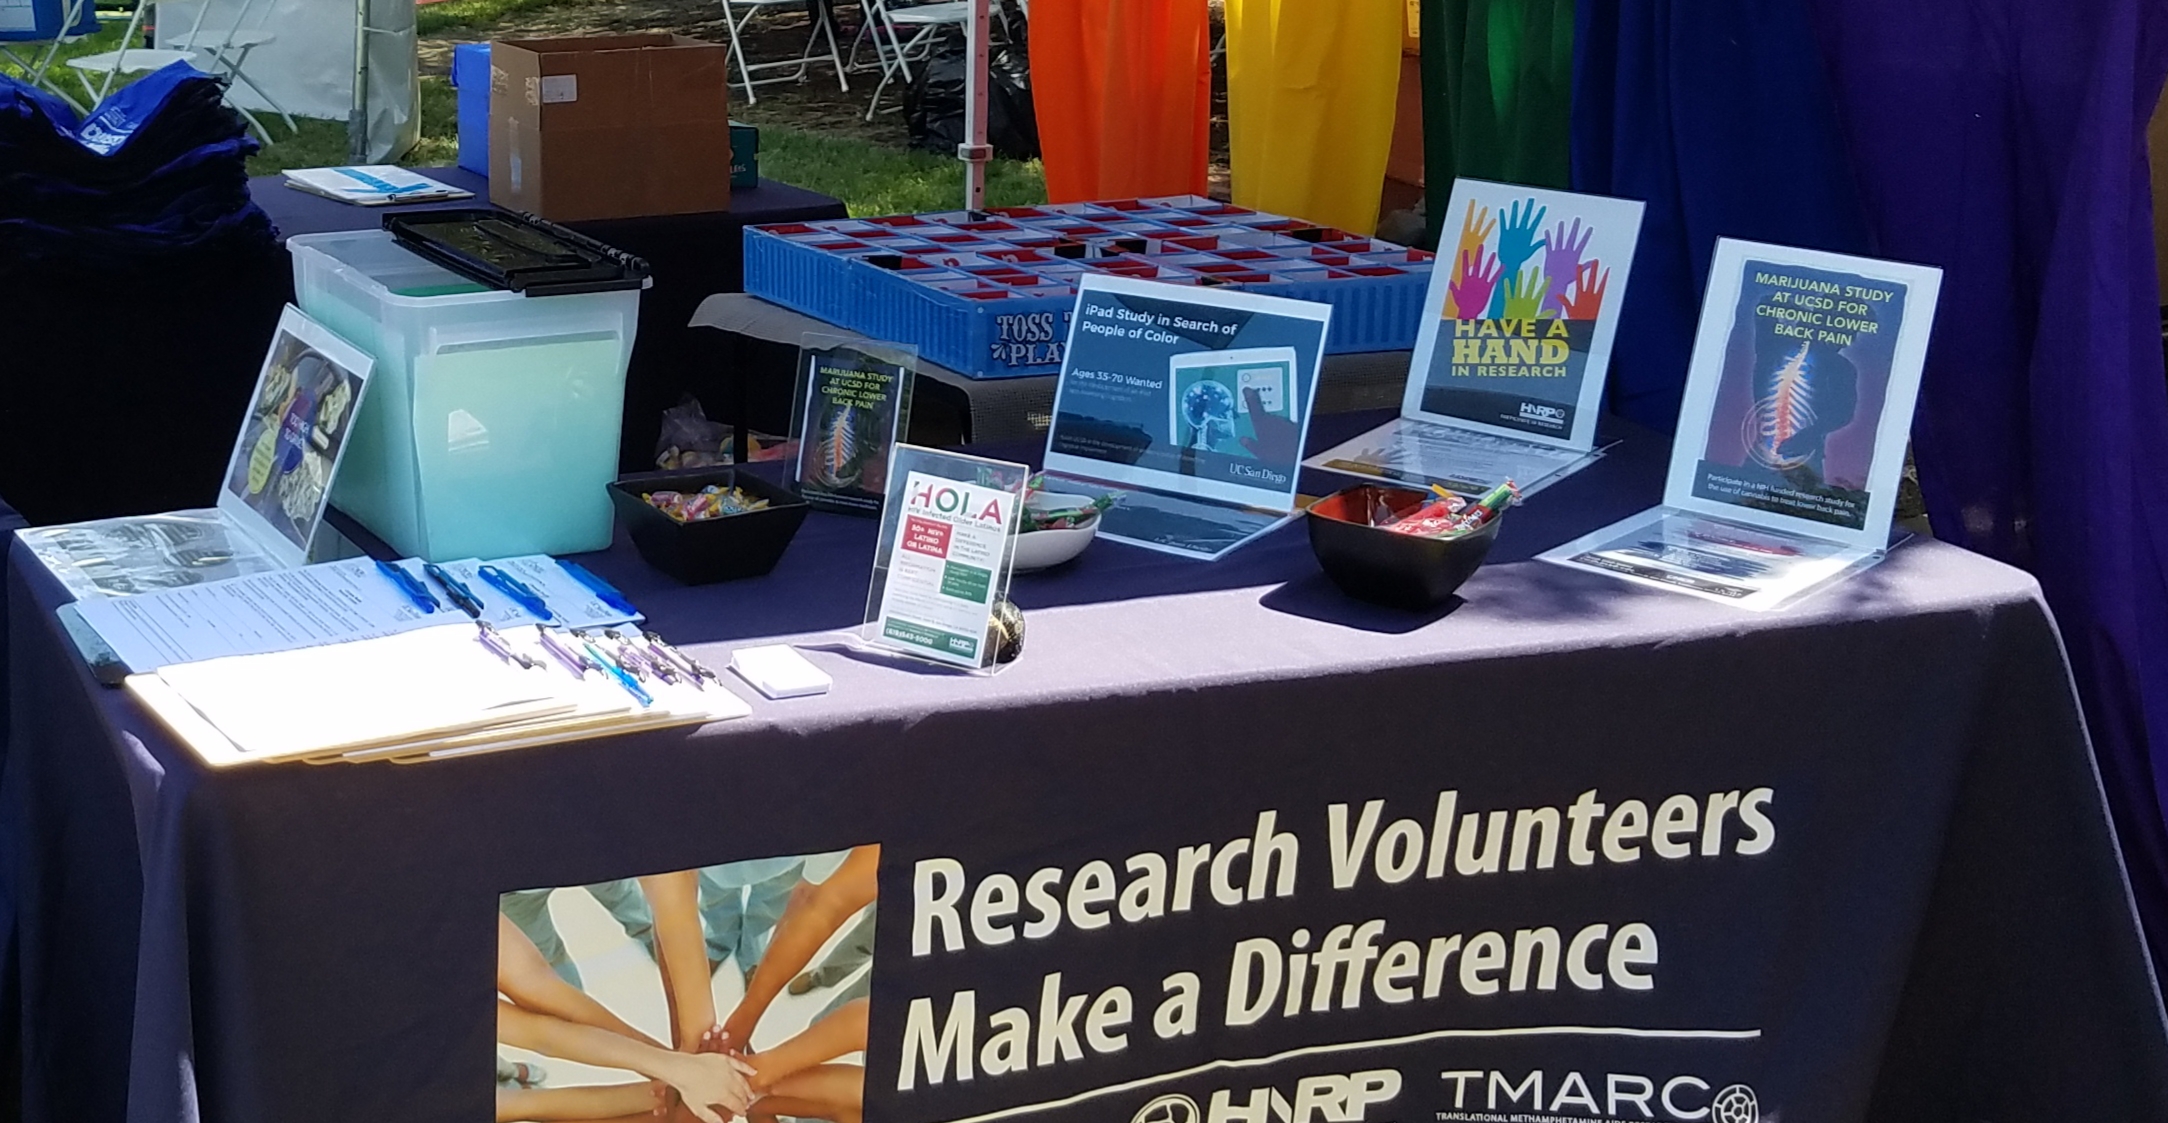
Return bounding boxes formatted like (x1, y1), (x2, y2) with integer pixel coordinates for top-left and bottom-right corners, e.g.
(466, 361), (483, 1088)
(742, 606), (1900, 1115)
(283, 166), (473, 206)
(128, 626), (750, 767)
(76, 555), (644, 676)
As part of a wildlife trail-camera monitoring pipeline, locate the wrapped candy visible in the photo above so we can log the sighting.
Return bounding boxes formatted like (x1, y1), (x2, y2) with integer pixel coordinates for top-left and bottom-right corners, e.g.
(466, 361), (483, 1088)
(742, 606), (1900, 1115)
(1383, 481), (1516, 538)
(641, 485), (770, 523)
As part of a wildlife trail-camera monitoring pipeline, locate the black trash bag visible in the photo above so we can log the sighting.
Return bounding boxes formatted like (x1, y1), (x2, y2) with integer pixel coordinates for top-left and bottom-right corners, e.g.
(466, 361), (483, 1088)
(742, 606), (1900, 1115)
(903, 5), (1039, 161)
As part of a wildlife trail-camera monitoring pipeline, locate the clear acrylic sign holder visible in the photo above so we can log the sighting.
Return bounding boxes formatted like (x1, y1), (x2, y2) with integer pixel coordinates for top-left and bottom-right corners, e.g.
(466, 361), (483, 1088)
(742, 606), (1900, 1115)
(859, 444), (1029, 675)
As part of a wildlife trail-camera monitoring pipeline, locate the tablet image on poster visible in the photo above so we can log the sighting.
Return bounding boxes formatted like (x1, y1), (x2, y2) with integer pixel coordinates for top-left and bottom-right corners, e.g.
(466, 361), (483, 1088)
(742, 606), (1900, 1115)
(1541, 240), (1941, 609)
(1042, 275), (1329, 559)
(496, 845), (876, 1123)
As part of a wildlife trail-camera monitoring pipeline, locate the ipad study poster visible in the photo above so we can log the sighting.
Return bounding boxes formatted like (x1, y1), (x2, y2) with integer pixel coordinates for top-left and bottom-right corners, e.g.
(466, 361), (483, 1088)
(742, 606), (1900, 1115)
(1691, 259), (1909, 532)
(1046, 277), (1327, 511)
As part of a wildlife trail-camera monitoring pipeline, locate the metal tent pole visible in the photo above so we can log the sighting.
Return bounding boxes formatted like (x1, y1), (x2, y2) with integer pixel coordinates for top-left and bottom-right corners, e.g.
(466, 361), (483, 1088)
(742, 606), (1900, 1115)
(348, 0), (370, 161)
(959, 0), (990, 211)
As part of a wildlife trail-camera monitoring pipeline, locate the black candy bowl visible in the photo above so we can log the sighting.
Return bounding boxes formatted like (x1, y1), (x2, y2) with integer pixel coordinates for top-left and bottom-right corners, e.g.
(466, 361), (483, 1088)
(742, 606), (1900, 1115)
(608, 468), (808, 584)
(1305, 484), (1503, 609)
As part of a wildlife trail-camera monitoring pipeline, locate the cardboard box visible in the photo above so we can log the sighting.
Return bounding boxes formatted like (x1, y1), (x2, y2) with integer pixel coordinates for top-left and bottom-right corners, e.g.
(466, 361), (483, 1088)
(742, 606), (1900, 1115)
(490, 34), (733, 221)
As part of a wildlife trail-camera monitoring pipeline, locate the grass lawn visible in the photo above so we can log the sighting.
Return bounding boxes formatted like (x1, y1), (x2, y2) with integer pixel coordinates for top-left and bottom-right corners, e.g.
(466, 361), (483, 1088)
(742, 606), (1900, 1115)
(416, 0), (579, 37)
(245, 78), (1045, 215)
(761, 129), (1046, 216)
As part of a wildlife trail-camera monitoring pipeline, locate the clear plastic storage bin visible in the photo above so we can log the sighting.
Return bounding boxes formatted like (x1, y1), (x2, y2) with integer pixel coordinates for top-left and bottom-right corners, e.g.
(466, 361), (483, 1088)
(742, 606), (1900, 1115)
(289, 230), (639, 561)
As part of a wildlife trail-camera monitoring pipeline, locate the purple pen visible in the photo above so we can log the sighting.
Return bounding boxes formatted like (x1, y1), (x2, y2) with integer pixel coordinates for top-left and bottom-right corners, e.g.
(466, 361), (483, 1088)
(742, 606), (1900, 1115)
(537, 628), (593, 676)
(580, 630), (652, 682)
(645, 631), (723, 684)
(624, 635), (681, 684)
(641, 634), (704, 688)
(475, 622), (540, 670)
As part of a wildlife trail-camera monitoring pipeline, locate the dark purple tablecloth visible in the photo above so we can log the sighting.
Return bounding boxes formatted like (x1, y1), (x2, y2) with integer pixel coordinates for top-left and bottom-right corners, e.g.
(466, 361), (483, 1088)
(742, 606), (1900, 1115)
(6, 414), (2166, 1123)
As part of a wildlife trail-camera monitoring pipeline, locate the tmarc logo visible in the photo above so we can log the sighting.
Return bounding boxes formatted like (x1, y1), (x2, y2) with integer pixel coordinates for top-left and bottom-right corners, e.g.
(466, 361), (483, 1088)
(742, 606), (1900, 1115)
(1710, 1084), (1758, 1123)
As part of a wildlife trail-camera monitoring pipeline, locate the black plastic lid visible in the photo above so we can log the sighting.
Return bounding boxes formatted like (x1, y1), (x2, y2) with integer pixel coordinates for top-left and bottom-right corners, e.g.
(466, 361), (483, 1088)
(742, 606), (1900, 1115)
(381, 207), (652, 297)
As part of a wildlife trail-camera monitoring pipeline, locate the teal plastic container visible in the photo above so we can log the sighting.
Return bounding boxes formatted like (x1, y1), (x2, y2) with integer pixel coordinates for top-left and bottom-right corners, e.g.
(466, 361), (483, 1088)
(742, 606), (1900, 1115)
(288, 230), (640, 561)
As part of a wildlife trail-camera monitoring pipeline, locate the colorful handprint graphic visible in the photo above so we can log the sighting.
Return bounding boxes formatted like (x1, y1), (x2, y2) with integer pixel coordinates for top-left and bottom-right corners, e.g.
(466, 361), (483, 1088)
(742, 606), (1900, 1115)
(1501, 266), (1551, 320)
(1448, 249), (1504, 323)
(1444, 195), (1612, 322)
(1445, 201), (1499, 317)
(1557, 261), (1610, 320)
(1541, 218), (1592, 313)
(1486, 198), (1549, 318)
(1456, 200), (1498, 264)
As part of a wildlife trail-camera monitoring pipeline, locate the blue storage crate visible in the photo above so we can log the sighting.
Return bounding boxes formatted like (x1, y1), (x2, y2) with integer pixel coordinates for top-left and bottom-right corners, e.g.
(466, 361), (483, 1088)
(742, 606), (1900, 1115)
(451, 42), (490, 178)
(743, 199), (1434, 380)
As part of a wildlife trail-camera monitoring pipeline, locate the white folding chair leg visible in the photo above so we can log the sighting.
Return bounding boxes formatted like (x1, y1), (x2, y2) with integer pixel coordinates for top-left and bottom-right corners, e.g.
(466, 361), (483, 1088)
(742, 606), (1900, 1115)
(218, 43), (298, 132)
(93, 0), (155, 102)
(12, 47), (86, 112)
(721, 0), (760, 105)
(862, 21), (904, 121)
(845, 10), (879, 72)
(864, 22), (933, 120)
(815, 4), (849, 93)
(231, 97), (272, 145)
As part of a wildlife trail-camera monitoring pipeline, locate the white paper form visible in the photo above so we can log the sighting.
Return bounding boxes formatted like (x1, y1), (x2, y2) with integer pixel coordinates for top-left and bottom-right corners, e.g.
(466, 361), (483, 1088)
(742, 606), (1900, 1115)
(76, 556), (451, 672)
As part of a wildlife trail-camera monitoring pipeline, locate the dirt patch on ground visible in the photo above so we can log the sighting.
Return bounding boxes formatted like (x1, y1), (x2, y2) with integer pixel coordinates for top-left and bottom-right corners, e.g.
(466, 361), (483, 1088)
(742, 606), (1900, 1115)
(421, 0), (1233, 195)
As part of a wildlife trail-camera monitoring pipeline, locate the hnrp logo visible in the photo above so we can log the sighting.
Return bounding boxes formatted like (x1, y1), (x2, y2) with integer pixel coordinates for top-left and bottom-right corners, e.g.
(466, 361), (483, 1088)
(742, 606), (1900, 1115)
(1200, 1069), (1402, 1123)
(1518, 401), (1568, 427)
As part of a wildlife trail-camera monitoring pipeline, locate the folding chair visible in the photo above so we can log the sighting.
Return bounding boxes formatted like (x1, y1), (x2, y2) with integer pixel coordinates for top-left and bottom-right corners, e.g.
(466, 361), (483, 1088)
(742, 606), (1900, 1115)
(163, 0), (294, 135)
(62, 0), (177, 106)
(0, 0), (100, 113)
(858, 0), (967, 121)
(65, 0), (286, 142)
(718, 0), (850, 107)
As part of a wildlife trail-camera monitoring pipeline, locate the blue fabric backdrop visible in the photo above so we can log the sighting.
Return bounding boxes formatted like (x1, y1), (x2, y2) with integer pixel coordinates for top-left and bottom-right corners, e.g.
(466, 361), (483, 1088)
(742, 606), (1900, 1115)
(1569, 0), (1874, 431)
(1806, 0), (2168, 977)
(1571, 0), (2168, 978)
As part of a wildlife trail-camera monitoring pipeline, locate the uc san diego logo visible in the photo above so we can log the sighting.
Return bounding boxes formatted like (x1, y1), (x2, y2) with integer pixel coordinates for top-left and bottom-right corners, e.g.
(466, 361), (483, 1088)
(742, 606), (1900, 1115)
(1134, 1093), (1201, 1123)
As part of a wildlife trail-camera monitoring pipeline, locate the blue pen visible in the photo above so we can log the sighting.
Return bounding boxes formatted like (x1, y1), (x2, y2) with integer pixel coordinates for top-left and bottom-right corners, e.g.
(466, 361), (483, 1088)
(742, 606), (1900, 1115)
(556, 559), (639, 617)
(581, 638), (653, 707)
(423, 563), (485, 618)
(478, 565), (556, 622)
(373, 559), (439, 613)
